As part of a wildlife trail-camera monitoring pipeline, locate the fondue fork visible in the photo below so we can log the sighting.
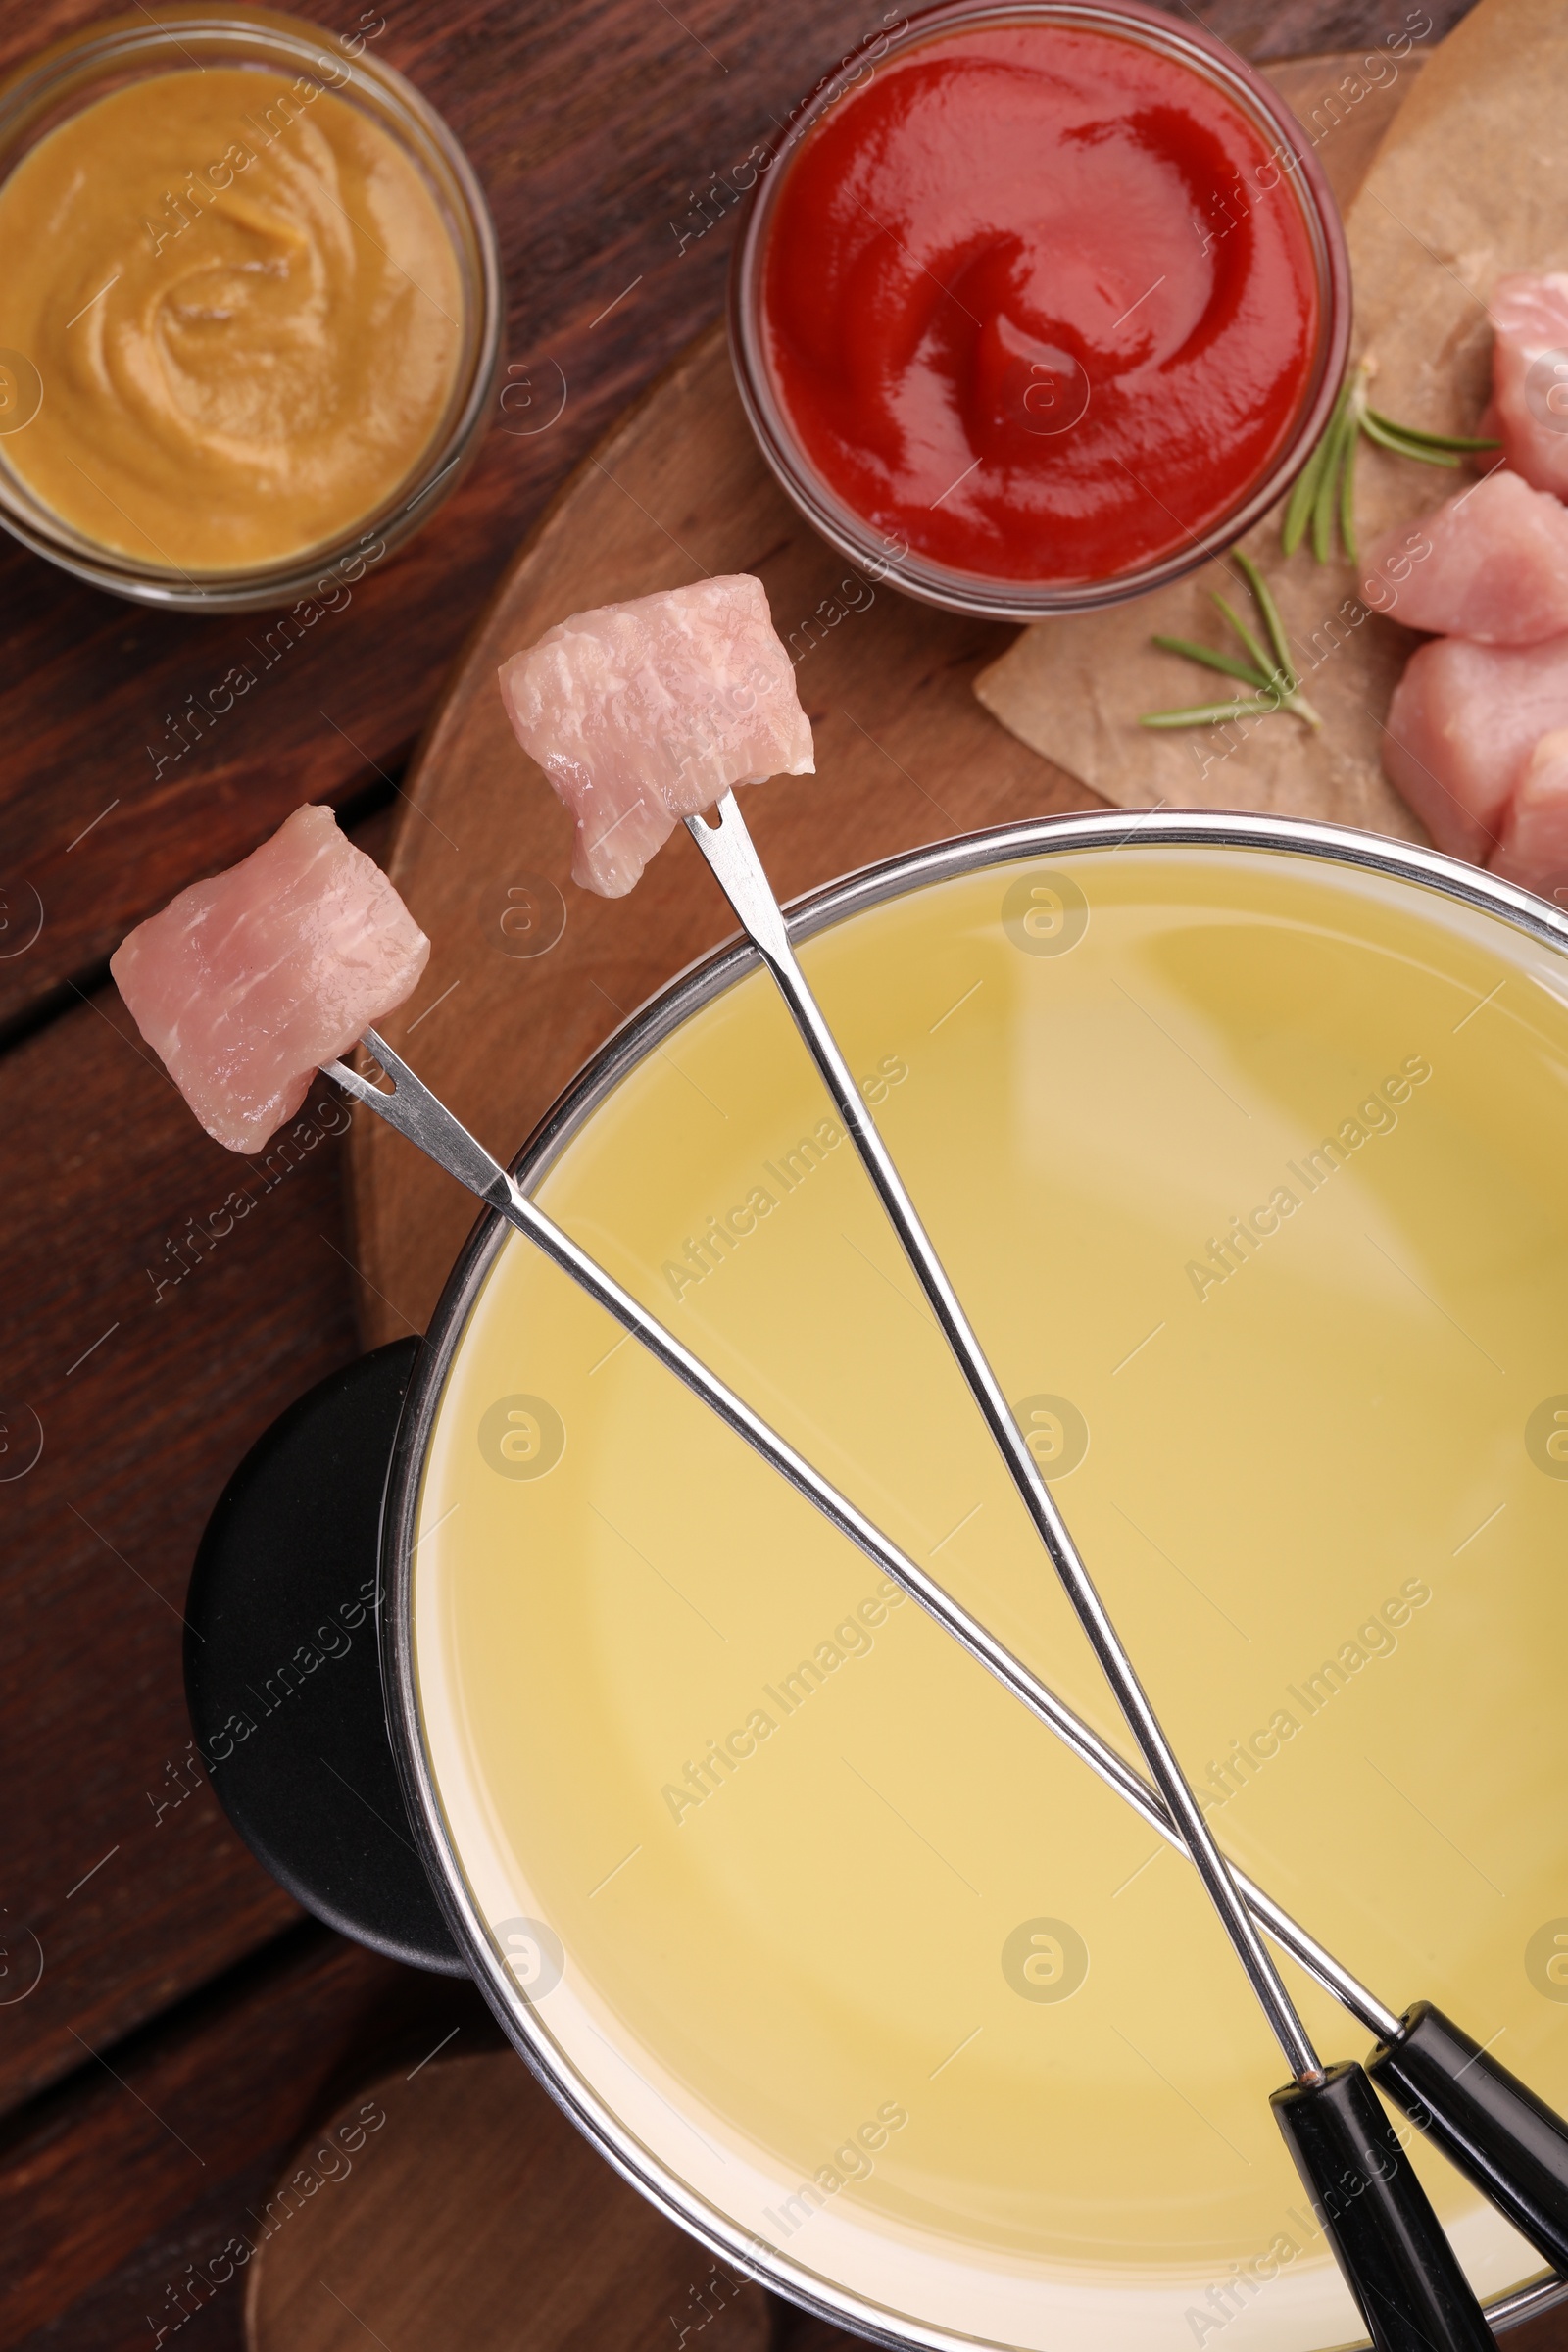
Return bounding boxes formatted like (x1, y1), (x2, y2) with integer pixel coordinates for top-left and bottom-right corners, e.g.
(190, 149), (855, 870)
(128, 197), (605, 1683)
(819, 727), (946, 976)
(684, 794), (1560, 2342)
(332, 1025), (1568, 2324)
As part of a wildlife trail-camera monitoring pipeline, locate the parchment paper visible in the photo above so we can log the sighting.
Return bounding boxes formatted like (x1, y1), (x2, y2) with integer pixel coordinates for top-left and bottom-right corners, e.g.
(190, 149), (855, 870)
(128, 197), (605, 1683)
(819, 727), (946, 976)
(973, 0), (1568, 836)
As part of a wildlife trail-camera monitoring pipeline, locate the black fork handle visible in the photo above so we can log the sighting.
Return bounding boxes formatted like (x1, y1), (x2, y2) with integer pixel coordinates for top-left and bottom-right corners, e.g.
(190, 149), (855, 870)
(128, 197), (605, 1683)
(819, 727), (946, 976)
(1370, 2003), (1568, 2278)
(1273, 2062), (1495, 2352)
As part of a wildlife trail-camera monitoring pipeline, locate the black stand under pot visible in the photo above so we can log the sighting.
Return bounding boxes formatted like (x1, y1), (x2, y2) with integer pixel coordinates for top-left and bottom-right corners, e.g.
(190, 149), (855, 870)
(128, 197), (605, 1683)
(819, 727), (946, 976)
(186, 1335), (461, 1975)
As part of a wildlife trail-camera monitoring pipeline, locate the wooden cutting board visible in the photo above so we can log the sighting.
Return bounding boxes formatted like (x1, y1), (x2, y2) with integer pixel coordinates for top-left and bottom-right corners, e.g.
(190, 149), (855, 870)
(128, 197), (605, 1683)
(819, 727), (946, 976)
(245, 2051), (778, 2352)
(347, 53), (1417, 1345)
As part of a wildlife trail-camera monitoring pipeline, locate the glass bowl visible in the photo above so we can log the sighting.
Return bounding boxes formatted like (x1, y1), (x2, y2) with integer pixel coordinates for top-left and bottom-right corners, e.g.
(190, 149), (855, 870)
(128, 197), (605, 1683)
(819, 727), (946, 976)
(728, 0), (1350, 622)
(0, 5), (503, 612)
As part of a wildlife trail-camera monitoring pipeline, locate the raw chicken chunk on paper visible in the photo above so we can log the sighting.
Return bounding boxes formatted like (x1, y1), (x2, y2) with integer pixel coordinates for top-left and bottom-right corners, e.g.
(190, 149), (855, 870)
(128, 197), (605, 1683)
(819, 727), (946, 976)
(111, 804), (429, 1153)
(1491, 729), (1568, 901)
(498, 575), (814, 897)
(1361, 470), (1568, 646)
(1489, 274), (1568, 501)
(1382, 634), (1568, 863)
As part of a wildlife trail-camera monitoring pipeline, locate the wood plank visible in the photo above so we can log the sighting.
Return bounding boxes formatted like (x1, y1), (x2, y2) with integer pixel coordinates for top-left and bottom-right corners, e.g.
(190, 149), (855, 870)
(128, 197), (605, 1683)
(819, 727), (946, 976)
(0, 790), (398, 2132)
(1200, 0), (1471, 56)
(0, 971), (366, 2115)
(0, 1925), (489, 2351)
(245, 2054), (772, 2352)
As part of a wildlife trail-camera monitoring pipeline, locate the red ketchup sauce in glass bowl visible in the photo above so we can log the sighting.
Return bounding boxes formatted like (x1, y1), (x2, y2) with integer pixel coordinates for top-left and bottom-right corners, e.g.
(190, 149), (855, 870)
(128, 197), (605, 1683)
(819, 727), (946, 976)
(729, 0), (1348, 619)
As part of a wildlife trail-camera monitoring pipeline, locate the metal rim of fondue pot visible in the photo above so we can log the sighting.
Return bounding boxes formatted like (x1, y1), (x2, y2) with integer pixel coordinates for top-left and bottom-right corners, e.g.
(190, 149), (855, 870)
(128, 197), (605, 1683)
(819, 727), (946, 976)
(380, 808), (1568, 2348)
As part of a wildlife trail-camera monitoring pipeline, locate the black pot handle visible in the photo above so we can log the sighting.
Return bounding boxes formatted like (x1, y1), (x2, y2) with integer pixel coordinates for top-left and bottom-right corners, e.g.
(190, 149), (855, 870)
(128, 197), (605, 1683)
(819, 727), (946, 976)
(185, 1339), (465, 1975)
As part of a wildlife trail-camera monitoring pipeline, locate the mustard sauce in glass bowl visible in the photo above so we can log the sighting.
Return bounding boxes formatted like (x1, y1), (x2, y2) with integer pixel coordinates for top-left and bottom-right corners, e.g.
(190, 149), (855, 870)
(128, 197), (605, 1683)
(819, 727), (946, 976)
(0, 8), (502, 610)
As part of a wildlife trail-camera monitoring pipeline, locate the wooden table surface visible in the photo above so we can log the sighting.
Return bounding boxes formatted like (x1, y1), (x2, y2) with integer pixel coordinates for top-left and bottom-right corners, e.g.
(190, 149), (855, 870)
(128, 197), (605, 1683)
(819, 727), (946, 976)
(0, 0), (1533, 2345)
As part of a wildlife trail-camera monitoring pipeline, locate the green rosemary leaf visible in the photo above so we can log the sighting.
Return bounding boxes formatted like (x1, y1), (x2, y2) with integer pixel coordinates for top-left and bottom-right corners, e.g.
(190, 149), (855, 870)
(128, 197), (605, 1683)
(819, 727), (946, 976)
(1234, 551), (1297, 693)
(1360, 412), (1461, 466)
(1139, 696), (1282, 730)
(1151, 634), (1271, 689)
(1283, 425), (1336, 557)
(1364, 408), (1500, 452)
(1339, 411), (1360, 564)
(1210, 591), (1278, 685)
(1312, 404), (1351, 564)
(1284, 365), (1498, 567)
(1284, 375), (1356, 558)
(1143, 553), (1321, 731)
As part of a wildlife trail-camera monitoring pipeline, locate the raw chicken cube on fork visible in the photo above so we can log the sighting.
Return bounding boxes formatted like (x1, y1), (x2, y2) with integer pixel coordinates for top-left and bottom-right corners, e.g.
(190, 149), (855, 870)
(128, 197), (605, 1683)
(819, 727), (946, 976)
(111, 804), (430, 1153)
(498, 575), (815, 898)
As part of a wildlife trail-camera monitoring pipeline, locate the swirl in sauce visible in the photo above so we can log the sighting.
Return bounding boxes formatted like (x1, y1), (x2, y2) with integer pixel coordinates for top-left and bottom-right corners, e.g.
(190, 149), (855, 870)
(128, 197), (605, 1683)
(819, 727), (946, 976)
(0, 68), (464, 572)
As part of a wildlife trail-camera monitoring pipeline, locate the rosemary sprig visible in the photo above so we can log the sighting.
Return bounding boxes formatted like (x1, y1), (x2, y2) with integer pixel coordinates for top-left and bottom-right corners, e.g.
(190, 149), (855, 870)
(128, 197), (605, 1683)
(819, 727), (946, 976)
(1140, 550), (1320, 733)
(1282, 360), (1500, 564)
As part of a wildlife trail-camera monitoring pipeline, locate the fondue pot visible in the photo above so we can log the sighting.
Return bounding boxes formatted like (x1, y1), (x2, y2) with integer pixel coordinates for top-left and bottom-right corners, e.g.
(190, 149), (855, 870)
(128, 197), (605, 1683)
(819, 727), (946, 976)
(188, 812), (1568, 2352)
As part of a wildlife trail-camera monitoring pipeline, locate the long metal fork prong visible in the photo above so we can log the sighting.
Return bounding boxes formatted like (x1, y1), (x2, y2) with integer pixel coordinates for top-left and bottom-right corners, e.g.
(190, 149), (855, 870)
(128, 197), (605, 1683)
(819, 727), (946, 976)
(327, 1031), (1398, 2041)
(685, 794), (1323, 2082)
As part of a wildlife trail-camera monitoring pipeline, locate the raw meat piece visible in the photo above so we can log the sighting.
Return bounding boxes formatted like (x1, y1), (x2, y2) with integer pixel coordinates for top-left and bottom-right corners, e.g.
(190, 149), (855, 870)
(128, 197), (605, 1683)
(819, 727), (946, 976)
(1360, 471), (1568, 644)
(111, 804), (429, 1153)
(498, 575), (814, 897)
(1491, 273), (1568, 500)
(1382, 633), (1568, 861)
(1490, 728), (1568, 902)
